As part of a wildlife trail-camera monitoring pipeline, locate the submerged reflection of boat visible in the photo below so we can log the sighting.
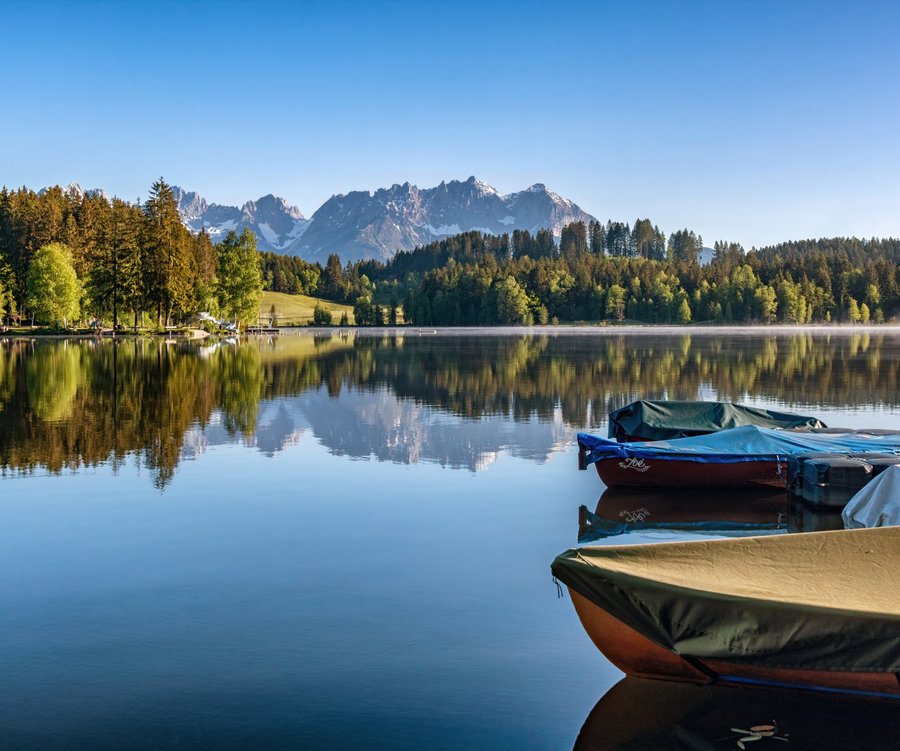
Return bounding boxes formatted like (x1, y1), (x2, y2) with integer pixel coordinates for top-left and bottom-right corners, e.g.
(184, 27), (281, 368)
(552, 527), (900, 698)
(574, 676), (900, 750)
(787, 498), (845, 533)
(579, 487), (787, 542)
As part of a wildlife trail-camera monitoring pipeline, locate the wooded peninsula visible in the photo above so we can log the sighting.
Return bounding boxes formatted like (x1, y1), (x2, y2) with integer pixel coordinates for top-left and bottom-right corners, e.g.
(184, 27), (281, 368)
(1, 180), (898, 329)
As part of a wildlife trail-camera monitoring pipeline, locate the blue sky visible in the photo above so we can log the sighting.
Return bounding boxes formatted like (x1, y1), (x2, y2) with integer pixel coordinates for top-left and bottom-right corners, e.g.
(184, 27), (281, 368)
(2, 0), (899, 248)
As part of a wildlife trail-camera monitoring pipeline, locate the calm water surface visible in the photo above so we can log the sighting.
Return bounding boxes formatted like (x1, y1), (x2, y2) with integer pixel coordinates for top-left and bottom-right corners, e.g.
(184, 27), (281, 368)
(1, 331), (898, 750)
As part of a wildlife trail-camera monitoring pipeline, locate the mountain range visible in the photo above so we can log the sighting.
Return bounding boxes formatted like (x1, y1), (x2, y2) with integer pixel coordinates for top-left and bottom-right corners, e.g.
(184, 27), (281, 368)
(171, 177), (596, 263)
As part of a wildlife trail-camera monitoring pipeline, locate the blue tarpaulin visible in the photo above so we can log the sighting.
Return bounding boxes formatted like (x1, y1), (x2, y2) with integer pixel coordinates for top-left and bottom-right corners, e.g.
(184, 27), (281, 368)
(578, 425), (900, 467)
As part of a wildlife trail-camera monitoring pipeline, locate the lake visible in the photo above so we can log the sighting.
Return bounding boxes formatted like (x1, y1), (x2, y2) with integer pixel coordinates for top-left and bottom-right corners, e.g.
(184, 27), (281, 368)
(1, 330), (898, 750)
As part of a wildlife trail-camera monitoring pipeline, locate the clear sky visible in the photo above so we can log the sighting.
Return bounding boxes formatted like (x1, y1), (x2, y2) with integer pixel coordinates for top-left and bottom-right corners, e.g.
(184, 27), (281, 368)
(2, 0), (899, 248)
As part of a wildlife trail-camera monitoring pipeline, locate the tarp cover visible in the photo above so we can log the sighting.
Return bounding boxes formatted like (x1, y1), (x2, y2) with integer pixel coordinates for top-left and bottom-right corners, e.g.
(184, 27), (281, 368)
(608, 400), (826, 442)
(579, 425), (900, 467)
(552, 527), (900, 672)
(843, 465), (900, 530)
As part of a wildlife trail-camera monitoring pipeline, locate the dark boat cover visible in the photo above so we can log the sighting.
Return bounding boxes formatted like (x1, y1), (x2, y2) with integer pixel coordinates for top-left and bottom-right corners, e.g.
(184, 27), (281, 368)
(579, 425), (900, 467)
(608, 400), (826, 442)
(552, 527), (900, 672)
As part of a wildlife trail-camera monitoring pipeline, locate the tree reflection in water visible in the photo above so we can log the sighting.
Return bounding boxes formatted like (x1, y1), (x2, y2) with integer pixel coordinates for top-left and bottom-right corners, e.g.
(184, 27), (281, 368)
(0, 331), (897, 487)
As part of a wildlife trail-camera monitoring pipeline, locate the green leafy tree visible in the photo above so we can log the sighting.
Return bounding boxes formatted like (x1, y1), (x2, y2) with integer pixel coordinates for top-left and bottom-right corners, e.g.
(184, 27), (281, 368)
(353, 296), (374, 325)
(495, 277), (532, 324)
(26, 242), (81, 327)
(605, 284), (626, 321)
(753, 284), (778, 323)
(313, 303), (333, 326)
(216, 228), (263, 330)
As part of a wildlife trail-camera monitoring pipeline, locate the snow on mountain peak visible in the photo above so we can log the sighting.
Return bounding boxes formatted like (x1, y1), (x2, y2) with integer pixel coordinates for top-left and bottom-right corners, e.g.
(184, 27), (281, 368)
(173, 186), (308, 251)
(46, 177), (594, 263)
(292, 177), (596, 263)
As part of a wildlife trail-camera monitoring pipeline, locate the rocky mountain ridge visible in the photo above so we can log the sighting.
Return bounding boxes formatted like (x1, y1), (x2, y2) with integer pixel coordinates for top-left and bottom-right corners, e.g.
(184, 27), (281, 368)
(172, 177), (596, 262)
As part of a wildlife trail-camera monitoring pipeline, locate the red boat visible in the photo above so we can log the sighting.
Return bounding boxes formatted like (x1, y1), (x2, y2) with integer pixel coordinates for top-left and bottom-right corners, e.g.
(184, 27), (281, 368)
(552, 527), (900, 699)
(578, 425), (900, 489)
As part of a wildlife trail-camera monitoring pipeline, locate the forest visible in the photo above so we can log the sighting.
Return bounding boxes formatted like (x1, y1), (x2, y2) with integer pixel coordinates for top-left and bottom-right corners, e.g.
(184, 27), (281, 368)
(1, 182), (898, 327)
(265, 222), (899, 325)
(0, 180), (262, 329)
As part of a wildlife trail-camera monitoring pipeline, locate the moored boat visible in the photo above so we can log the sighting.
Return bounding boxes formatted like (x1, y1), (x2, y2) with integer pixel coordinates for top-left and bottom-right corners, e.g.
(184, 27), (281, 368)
(552, 527), (900, 698)
(578, 425), (900, 488)
(843, 465), (900, 529)
(608, 399), (826, 443)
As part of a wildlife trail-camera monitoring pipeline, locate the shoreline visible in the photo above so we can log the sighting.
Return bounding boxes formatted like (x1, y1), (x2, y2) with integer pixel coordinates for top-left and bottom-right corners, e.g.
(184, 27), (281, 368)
(276, 323), (900, 336)
(3, 323), (899, 340)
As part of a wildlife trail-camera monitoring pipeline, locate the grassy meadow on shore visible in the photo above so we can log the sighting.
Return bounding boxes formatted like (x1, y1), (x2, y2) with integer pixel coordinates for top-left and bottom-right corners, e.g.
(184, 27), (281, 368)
(259, 291), (356, 326)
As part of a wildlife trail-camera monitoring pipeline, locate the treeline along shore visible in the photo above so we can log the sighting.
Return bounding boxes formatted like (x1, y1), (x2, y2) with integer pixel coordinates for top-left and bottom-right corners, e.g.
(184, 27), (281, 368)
(2, 180), (898, 329)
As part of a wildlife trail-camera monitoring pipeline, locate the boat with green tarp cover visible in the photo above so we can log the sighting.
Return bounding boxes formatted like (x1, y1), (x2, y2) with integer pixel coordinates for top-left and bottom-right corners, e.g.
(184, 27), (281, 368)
(551, 527), (900, 698)
(578, 424), (900, 488)
(608, 400), (827, 443)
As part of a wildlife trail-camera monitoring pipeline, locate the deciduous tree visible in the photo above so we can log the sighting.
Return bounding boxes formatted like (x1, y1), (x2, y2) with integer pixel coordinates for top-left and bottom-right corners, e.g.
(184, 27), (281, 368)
(26, 242), (81, 327)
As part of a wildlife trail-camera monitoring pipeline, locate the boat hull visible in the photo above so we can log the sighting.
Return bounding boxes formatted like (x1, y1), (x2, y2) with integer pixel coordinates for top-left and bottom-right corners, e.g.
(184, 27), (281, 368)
(594, 455), (788, 488)
(569, 589), (900, 697)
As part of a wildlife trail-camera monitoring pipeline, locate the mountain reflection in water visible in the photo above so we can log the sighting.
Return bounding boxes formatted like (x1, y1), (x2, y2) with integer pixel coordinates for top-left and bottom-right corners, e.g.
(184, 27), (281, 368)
(1, 330), (898, 487)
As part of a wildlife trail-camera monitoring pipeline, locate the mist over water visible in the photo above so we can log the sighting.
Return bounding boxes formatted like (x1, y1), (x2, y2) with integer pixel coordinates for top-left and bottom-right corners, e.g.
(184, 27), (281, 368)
(1, 331), (898, 749)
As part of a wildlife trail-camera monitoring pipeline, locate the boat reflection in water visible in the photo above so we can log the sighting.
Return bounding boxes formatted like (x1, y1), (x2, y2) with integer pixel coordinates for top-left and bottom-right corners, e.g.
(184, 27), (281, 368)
(574, 676), (900, 750)
(787, 498), (845, 533)
(579, 487), (788, 542)
(578, 487), (856, 542)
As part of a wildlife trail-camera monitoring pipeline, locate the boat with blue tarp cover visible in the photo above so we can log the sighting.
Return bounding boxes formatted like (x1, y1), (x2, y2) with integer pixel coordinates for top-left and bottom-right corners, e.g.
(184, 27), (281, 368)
(578, 425), (900, 488)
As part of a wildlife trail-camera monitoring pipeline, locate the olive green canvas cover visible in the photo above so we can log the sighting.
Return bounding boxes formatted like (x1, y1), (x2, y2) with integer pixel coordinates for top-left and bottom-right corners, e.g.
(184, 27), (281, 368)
(552, 527), (900, 672)
(608, 400), (826, 442)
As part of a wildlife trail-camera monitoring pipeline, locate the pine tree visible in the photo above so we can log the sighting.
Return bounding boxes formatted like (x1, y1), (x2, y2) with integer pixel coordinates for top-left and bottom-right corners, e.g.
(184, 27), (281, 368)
(142, 178), (194, 326)
(87, 198), (142, 330)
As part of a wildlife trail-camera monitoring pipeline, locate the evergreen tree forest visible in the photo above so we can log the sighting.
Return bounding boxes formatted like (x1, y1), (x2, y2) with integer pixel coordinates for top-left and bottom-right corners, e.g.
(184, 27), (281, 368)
(0, 180), (263, 329)
(354, 223), (899, 325)
(1, 183), (898, 328)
